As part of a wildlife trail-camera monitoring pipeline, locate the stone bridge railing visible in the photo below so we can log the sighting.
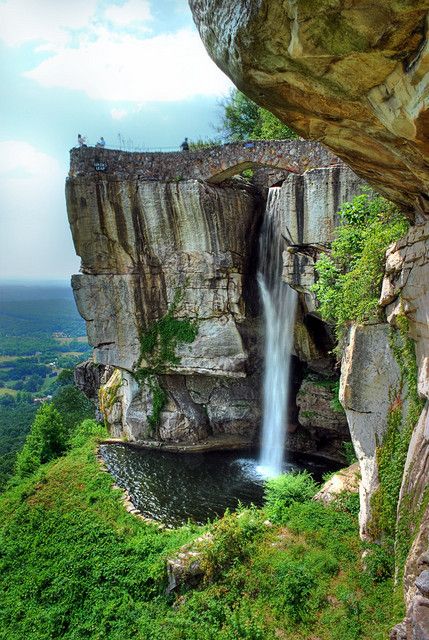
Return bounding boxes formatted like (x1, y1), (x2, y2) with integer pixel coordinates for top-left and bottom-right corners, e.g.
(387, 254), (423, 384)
(69, 139), (340, 183)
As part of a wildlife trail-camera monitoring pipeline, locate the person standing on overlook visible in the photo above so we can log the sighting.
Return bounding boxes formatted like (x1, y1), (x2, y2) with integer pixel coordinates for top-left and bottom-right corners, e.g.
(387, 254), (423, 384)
(180, 137), (189, 151)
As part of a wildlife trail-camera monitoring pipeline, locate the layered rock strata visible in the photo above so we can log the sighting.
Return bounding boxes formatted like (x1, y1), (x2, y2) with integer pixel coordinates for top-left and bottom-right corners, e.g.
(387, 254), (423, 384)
(68, 149), (362, 455)
(190, 0), (429, 219)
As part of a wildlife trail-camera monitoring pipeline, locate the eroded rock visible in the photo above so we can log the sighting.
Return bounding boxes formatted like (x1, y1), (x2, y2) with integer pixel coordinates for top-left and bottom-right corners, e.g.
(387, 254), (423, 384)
(339, 323), (402, 538)
(314, 462), (360, 505)
(190, 0), (429, 218)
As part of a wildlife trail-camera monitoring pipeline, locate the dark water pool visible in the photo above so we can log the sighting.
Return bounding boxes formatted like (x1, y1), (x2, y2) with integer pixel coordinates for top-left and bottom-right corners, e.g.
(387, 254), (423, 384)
(100, 444), (336, 527)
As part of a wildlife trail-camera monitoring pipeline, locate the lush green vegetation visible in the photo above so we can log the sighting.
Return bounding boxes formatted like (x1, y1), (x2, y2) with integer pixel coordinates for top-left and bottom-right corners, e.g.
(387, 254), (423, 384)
(311, 193), (409, 342)
(0, 283), (92, 490)
(0, 398), (37, 490)
(0, 409), (403, 639)
(218, 89), (298, 142)
(136, 291), (198, 429)
(369, 315), (425, 575)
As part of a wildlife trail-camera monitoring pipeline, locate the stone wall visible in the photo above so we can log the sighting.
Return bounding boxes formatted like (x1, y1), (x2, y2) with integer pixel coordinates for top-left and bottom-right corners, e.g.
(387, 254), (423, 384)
(69, 140), (339, 184)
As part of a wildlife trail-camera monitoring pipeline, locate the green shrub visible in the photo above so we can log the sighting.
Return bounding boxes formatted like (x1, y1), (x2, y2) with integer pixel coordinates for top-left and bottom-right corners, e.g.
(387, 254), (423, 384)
(364, 543), (395, 582)
(312, 193), (408, 341)
(15, 404), (66, 478)
(51, 384), (94, 436)
(264, 471), (318, 524)
(332, 491), (360, 517)
(275, 559), (317, 622)
(343, 441), (357, 465)
(200, 507), (263, 581)
(135, 289), (198, 430)
(69, 419), (106, 449)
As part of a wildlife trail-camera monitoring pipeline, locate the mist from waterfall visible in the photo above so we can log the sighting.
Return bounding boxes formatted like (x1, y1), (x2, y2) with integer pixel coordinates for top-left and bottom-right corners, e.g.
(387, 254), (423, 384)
(258, 188), (297, 477)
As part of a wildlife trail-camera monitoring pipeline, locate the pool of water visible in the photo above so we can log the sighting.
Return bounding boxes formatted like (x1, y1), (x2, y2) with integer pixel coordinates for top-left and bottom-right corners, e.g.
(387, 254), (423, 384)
(100, 444), (336, 527)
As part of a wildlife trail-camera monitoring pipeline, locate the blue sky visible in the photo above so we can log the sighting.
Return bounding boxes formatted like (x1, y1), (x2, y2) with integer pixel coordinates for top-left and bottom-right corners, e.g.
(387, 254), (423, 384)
(0, 0), (232, 280)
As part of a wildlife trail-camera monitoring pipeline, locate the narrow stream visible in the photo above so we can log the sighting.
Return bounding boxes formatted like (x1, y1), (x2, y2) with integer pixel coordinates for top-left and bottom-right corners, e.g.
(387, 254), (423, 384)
(100, 444), (334, 527)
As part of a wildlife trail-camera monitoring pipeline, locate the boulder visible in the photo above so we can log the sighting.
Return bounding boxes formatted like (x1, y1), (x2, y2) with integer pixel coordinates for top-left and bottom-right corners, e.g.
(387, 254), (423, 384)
(314, 463), (360, 505)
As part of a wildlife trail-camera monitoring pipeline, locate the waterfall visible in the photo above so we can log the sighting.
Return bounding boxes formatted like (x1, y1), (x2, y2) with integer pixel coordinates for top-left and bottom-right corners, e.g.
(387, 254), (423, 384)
(258, 188), (297, 477)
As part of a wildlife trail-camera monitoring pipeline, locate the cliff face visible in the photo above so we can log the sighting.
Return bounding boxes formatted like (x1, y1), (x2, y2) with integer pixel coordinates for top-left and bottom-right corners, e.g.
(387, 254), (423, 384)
(67, 147), (361, 458)
(190, 0), (429, 220)
(189, 2), (429, 633)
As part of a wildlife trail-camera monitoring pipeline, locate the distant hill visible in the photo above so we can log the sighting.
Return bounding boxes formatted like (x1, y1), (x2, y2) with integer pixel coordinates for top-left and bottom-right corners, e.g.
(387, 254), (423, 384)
(0, 282), (86, 337)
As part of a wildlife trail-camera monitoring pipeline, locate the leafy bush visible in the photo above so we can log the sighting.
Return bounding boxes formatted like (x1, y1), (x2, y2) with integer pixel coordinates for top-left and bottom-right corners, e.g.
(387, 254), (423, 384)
(264, 471), (318, 524)
(275, 559), (317, 622)
(51, 384), (94, 436)
(15, 404), (66, 477)
(200, 507), (263, 581)
(363, 543), (395, 582)
(343, 441), (357, 465)
(312, 193), (408, 341)
(69, 418), (106, 448)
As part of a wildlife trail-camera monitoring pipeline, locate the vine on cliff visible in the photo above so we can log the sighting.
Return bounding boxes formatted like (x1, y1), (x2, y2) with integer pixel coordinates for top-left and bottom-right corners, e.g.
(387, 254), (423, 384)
(135, 288), (198, 431)
(368, 314), (425, 576)
(311, 192), (409, 345)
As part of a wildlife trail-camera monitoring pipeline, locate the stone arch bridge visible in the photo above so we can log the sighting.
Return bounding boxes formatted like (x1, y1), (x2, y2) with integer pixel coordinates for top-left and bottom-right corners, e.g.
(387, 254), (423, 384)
(69, 139), (340, 183)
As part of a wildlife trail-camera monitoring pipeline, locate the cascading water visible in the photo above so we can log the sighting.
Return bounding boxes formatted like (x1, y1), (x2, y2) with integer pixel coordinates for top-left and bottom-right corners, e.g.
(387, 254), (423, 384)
(258, 188), (298, 477)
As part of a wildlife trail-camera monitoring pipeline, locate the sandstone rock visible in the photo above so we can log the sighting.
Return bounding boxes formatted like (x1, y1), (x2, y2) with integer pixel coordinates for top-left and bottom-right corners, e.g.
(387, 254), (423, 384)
(98, 369), (123, 434)
(339, 323), (402, 538)
(74, 359), (114, 402)
(380, 221), (429, 400)
(314, 462), (360, 504)
(412, 595), (429, 640)
(159, 376), (210, 442)
(68, 148), (365, 450)
(416, 571), (429, 598)
(190, 0), (429, 218)
(397, 404), (429, 613)
(296, 375), (348, 434)
(205, 376), (261, 438)
(166, 532), (213, 593)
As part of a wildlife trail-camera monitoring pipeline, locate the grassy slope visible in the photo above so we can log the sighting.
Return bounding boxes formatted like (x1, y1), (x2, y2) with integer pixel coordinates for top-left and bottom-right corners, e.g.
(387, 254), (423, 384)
(0, 430), (401, 640)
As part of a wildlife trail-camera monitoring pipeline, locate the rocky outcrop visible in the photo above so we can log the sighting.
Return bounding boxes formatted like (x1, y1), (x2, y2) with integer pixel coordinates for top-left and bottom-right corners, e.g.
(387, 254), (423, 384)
(74, 360), (114, 402)
(297, 376), (348, 429)
(339, 323), (402, 538)
(190, 1), (429, 220)
(381, 221), (429, 400)
(314, 462), (360, 505)
(68, 175), (263, 445)
(68, 148), (362, 452)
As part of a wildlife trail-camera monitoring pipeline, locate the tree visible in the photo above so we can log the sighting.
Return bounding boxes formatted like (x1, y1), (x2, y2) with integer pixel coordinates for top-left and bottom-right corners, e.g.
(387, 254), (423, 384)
(56, 368), (74, 386)
(52, 385), (94, 436)
(218, 89), (297, 141)
(15, 404), (66, 477)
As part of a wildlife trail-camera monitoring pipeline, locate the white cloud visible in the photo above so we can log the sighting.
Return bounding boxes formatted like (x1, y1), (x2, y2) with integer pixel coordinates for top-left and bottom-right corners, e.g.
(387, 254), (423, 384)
(0, 140), (61, 177)
(104, 0), (152, 29)
(24, 28), (232, 102)
(0, 0), (98, 48)
(0, 141), (78, 279)
(111, 108), (129, 120)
